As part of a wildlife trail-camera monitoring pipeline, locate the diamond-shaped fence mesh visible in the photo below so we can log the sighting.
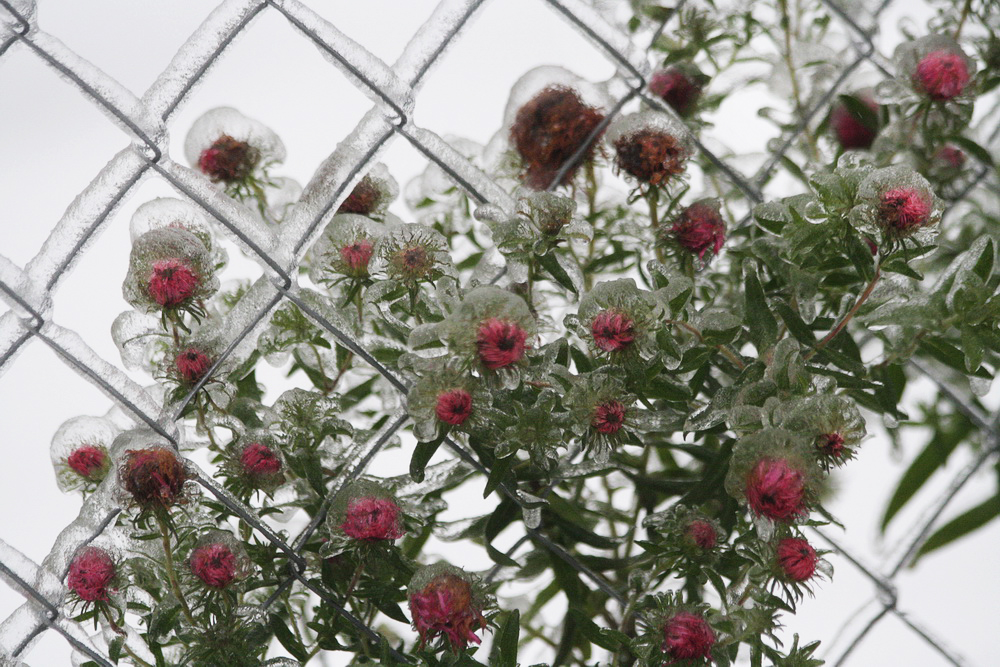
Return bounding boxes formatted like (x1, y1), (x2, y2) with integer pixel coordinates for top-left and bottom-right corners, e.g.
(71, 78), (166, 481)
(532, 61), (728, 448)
(0, 0), (996, 664)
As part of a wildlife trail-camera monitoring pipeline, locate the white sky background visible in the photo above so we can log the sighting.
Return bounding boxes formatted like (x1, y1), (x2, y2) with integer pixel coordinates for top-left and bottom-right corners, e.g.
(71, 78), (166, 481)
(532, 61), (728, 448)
(0, 0), (998, 665)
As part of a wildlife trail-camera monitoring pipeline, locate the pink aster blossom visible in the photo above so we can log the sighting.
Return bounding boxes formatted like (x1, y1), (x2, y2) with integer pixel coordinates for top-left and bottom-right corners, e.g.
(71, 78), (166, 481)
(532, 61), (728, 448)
(67, 446), (106, 480)
(435, 389), (473, 426)
(591, 401), (626, 434)
(190, 542), (239, 589)
(341, 497), (405, 542)
(817, 432), (846, 460)
(67, 547), (115, 602)
(650, 67), (703, 117)
(339, 240), (374, 276)
(662, 611), (715, 662)
(198, 135), (259, 183)
(148, 258), (199, 308)
(685, 520), (717, 550)
(671, 201), (726, 260)
(777, 537), (818, 582)
(591, 310), (636, 353)
(476, 318), (528, 370)
(409, 573), (487, 651)
(175, 348), (213, 385)
(914, 50), (970, 101)
(935, 145), (966, 169)
(830, 94), (879, 150)
(240, 442), (282, 478)
(744, 457), (807, 522)
(879, 187), (932, 232)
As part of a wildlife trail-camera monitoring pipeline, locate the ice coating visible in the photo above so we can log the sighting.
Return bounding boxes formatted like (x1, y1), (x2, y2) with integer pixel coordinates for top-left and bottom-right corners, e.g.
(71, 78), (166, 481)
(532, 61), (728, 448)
(892, 34), (976, 101)
(502, 65), (614, 137)
(50, 415), (120, 493)
(184, 107), (285, 172)
(0, 255), (50, 321)
(768, 42), (838, 101)
(406, 135), (486, 231)
(111, 310), (166, 371)
(123, 227), (219, 313)
(605, 111), (693, 165)
(129, 197), (214, 248)
(308, 214), (386, 285)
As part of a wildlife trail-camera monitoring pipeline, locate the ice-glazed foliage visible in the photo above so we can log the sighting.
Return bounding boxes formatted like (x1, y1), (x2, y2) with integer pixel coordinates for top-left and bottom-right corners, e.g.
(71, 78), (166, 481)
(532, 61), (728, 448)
(51, 415), (119, 493)
(123, 227), (219, 314)
(187, 530), (251, 590)
(184, 107), (285, 177)
(377, 222), (453, 286)
(337, 162), (398, 220)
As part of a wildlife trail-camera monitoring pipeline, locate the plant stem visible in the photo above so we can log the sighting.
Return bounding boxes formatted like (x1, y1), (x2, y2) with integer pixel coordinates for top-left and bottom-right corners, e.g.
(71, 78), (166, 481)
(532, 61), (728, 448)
(344, 562), (365, 602)
(665, 319), (746, 370)
(805, 267), (881, 361)
(647, 188), (665, 264)
(954, 0), (973, 40)
(158, 516), (195, 625)
(778, 0), (819, 162)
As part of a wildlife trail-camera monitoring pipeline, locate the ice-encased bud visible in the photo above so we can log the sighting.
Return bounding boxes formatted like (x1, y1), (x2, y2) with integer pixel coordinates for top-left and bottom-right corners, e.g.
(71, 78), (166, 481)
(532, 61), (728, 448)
(185, 107), (285, 180)
(337, 162), (398, 220)
(123, 228), (219, 313)
(51, 415), (119, 492)
(607, 111), (693, 186)
(894, 35), (975, 101)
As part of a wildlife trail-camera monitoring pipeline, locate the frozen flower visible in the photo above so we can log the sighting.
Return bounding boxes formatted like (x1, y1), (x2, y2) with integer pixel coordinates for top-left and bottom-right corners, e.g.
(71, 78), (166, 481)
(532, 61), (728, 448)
(341, 497), (405, 542)
(817, 432), (846, 460)
(441, 286), (535, 376)
(935, 145), (966, 169)
(174, 346), (213, 385)
(309, 214), (385, 284)
(51, 416), (119, 493)
(662, 611), (715, 662)
(685, 520), (718, 550)
(649, 65), (707, 118)
(379, 223), (452, 285)
(745, 457), (807, 522)
(509, 86), (605, 190)
(124, 228), (218, 316)
(435, 389), (473, 426)
(185, 107), (285, 186)
(188, 532), (249, 590)
(67, 547), (116, 603)
(830, 92), (880, 150)
(608, 112), (692, 187)
(575, 279), (659, 361)
(128, 198), (221, 265)
(893, 35), (976, 102)
(67, 446), (108, 480)
(408, 563), (488, 651)
(476, 318), (529, 370)
(726, 429), (821, 525)
(120, 447), (189, 511)
(337, 163), (398, 220)
(665, 199), (726, 260)
(225, 437), (285, 494)
(779, 394), (866, 470)
(853, 165), (942, 243)
(591, 400), (626, 434)
(190, 543), (238, 589)
(240, 441), (282, 478)
(776, 537), (818, 582)
(591, 309), (636, 353)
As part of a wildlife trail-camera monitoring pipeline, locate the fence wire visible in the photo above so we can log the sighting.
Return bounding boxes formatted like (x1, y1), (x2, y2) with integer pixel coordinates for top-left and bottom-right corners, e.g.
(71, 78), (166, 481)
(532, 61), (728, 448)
(0, 0), (996, 665)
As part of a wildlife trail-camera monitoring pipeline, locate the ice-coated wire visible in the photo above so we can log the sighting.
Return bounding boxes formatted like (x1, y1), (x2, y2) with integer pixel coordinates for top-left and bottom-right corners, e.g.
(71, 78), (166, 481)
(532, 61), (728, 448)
(2, 0), (998, 664)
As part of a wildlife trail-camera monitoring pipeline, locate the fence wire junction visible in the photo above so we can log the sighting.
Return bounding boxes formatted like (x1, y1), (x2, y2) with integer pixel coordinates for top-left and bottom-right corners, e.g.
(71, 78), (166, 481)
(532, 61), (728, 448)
(0, 0), (997, 665)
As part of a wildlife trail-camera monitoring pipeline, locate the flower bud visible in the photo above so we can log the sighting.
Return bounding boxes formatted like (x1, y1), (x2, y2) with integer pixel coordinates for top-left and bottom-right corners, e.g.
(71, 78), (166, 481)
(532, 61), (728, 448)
(668, 200), (726, 260)
(879, 187), (933, 232)
(914, 49), (970, 100)
(649, 65), (705, 117)
(745, 457), (807, 522)
(67, 446), (109, 481)
(197, 135), (260, 184)
(661, 611), (715, 662)
(685, 520), (718, 550)
(776, 537), (818, 582)
(408, 564), (487, 651)
(830, 93), (879, 150)
(120, 447), (189, 510)
(190, 542), (239, 589)
(240, 442), (282, 479)
(175, 347), (213, 385)
(590, 309), (636, 353)
(435, 389), (473, 426)
(67, 547), (116, 602)
(148, 258), (199, 308)
(341, 497), (405, 542)
(591, 400), (626, 434)
(339, 240), (374, 277)
(476, 318), (529, 370)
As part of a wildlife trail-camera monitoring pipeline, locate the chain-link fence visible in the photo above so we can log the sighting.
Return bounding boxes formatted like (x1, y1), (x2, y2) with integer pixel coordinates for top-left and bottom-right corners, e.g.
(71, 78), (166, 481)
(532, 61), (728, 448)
(0, 0), (996, 664)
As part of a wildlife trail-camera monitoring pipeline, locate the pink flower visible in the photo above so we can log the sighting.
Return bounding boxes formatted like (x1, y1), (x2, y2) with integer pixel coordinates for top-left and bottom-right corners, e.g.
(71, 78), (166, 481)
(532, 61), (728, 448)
(662, 611), (715, 662)
(830, 94), (879, 150)
(914, 50), (970, 100)
(240, 442), (282, 478)
(670, 201), (726, 260)
(685, 520), (717, 550)
(935, 145), (966, 169)
(67, 547), (115, 602)
(817, 432), (845, 460)
(340, 497), (405, 541)
(339, 240), (374, 277)
(409, 573), (487, 651)
(650, 67), (704, 117)
(591, 401), (626, 434)
(175, 348), (213, 385)
(338, 177), (380, 216)
(435, 389), (473, 426)
(148, 258), (199, 308)
(198, 135), (259, 183)
(879, 187), (932, 232)
(745, 457), (807, 522)
(190, 543), (238, 589)
(476, 318), (528, 370)
(777, 537), (818, 582)
(591, 310), (636, 353)
(67, 446), (107, 480)
(613, 129), (689, 186)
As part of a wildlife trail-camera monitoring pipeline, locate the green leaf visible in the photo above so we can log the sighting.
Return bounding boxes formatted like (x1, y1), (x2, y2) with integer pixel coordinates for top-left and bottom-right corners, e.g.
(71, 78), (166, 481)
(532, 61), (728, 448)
(409, 431), (446, 483)
(947, 135), (995, 167)
(845, 232), (876, 281)
(270, 613), (309, 662)
(913, 493), (1000, 562)
(537, 252), (578, 294)
(837, 93), (879, 131)
(493, 610), (521, 667)
(774, 302), (815, 346)
(744, 264), (778, 351)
